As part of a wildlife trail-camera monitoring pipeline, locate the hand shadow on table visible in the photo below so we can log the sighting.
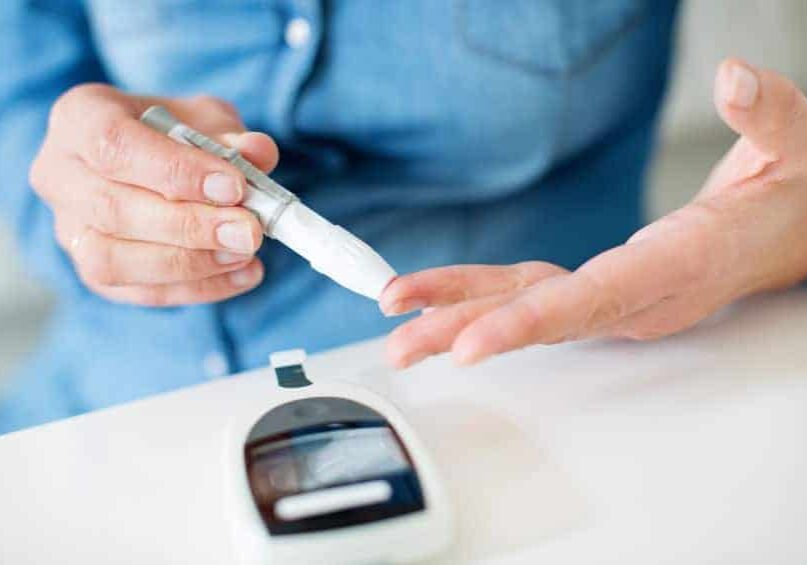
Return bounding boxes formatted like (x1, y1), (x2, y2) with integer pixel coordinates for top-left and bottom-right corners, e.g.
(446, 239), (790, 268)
(408, 401), (593, 564)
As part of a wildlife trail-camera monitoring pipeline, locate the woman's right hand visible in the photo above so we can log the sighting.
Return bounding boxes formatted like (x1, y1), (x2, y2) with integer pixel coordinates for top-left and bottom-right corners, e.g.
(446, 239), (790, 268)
(30, 84), (279, 306)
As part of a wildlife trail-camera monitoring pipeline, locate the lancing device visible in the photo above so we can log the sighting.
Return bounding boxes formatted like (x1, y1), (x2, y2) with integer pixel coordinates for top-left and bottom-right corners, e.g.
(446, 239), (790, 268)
(140, 105), (397, 301)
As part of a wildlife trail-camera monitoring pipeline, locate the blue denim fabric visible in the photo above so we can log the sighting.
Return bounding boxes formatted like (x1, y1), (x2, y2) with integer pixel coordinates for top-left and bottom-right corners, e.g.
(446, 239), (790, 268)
(0, 0), (679, 433)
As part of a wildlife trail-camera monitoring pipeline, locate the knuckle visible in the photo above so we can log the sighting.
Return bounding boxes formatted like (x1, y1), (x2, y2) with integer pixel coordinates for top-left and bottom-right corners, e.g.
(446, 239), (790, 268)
(577, 271), (628, 325)
(599, 293), (628, 324)
(65, 83), (111, 102)
(162, 155), (195, 200)
(78, 237), (119, 286)
(49, 86), (83, 125)
(678, 204), (727, 284)
(635, 204), (722, 289)
(175, 209), (206, 247)
(506, 297), (545, 343)
(511, 262), (535, 290)
(49, 90), (71, 122)
(165, 247), (198, 279)
(50, 84), (113, 130)
(28, 156), (48, 193)
(54, 219), (86, 255)
(91, 116), (131, 175)
(89, 184), (122, 235)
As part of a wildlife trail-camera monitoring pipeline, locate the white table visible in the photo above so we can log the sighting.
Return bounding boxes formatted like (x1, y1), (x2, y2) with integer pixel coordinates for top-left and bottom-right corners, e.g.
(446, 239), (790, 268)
(2, 290), (807, 564)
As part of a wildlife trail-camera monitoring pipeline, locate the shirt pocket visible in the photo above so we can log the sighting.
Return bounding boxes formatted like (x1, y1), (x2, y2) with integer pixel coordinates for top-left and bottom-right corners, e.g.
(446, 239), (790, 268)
(456, 0), (648, 76)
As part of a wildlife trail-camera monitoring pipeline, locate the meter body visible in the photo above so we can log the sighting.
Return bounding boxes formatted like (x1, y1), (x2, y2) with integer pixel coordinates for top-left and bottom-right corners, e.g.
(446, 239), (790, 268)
(230, 350), (453, 564)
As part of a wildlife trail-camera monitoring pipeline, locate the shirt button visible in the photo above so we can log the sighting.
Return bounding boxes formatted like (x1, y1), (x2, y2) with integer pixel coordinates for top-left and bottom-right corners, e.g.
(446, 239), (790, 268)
(284, 17), (312, 49)
(203, 351), (229, 379)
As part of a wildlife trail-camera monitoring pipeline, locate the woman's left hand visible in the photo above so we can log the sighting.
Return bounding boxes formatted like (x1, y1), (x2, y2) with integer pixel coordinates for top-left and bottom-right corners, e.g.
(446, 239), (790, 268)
(380, 59), (807, 368)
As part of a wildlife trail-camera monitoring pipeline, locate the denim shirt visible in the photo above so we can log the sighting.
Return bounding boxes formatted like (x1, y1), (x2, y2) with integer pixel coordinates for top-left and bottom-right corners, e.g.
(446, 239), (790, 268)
(0, 0), (679, 433)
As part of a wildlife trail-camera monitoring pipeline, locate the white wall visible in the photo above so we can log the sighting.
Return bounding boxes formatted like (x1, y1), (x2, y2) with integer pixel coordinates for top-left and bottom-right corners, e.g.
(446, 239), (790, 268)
(663, 0), (807, 142)
(649, 0), (807, 216)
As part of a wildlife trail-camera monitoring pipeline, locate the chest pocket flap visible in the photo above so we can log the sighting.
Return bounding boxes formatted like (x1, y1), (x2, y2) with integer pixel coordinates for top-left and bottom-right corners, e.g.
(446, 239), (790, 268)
(457, 0), (647, 76)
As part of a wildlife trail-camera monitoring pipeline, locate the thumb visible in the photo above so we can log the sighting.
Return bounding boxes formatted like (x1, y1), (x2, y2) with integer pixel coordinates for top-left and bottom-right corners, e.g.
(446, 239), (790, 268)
(149, 95), (279, 173)
(714, 58), (807, 158)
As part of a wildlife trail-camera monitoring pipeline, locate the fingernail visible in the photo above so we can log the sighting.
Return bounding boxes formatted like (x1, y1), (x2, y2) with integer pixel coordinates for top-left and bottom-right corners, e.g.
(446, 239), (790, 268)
(214, 250), (252, 265)
(229, 265), (259, 287)
(220, 132), (245, 148)
(204, 173), (241, 204)
(722, 62), (759, 109)
(216, 222), (254, 253)
(382, 298), (428, 317)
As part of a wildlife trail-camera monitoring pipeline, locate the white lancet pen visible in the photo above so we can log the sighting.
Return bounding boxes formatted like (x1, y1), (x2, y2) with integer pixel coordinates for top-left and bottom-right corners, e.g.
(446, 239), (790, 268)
(140, 106), (397, 300)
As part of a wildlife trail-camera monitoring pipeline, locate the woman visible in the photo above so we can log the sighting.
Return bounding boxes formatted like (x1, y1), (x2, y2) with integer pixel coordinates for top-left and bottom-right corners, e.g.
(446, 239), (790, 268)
(2, 1), (806, 433)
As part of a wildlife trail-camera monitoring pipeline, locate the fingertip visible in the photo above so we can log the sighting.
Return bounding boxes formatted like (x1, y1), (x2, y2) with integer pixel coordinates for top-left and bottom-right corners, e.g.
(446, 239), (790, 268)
(451, 338), (485, 367)
(229, 258), (264, 289)
(380, 305), (398, 318)
(203, 171), (245, 206)
(385, 337), (413, 370)
(450, 322), (490, 366)
(378, 279), (398, 316)
(251, 257), (265, 281)
(213, 250), (254, 266)
(379, 276), (424, 316)
(381, 298), (428, 317)
(221, 131), (280, 173)
(714, 58), (759, 113)
(248, 213), (265, 252)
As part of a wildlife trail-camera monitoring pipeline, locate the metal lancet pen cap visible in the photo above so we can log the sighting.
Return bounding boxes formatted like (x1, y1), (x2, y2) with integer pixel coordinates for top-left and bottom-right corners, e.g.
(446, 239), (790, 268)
(140, 105), (180, 135)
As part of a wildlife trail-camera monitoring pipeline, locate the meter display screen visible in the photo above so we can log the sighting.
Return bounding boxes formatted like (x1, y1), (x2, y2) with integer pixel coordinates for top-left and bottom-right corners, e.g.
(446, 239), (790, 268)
(244, 398), (426, 535)
(249, 426), (409, 494)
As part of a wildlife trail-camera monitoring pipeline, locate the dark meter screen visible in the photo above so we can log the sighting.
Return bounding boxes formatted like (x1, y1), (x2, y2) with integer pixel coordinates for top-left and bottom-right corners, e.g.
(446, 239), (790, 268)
(244, 397), (425, 535)
(250, 426), (408, 492)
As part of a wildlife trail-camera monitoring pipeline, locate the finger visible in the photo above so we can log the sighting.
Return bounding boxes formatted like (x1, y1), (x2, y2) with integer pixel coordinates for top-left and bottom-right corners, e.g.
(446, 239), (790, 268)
(714, 58), (807, 158)
(450, 274), (592, 365)
(220, 131), (280, 173)
(379, 262), (568, 316)
(386, 293), (514, 369)
(38, 156), (262, 252)
(88, 259), (264, 307)
(54, 89), (246, 205)
(594, 291), (724, 341)
(54, 217), (90, 258)
(158, 95), (279, 173)
(60, 226), (254, 286)
(451, 206), (725, 364)
(138, 95), (279, 174)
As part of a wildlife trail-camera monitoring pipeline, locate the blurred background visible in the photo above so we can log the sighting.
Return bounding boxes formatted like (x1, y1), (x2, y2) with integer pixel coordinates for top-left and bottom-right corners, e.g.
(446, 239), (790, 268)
(1, 0), (806, 380)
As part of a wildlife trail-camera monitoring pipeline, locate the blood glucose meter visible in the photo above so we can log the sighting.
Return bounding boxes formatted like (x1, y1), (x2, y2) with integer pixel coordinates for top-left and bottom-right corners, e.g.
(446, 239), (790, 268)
(233, 349), (453, 564)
